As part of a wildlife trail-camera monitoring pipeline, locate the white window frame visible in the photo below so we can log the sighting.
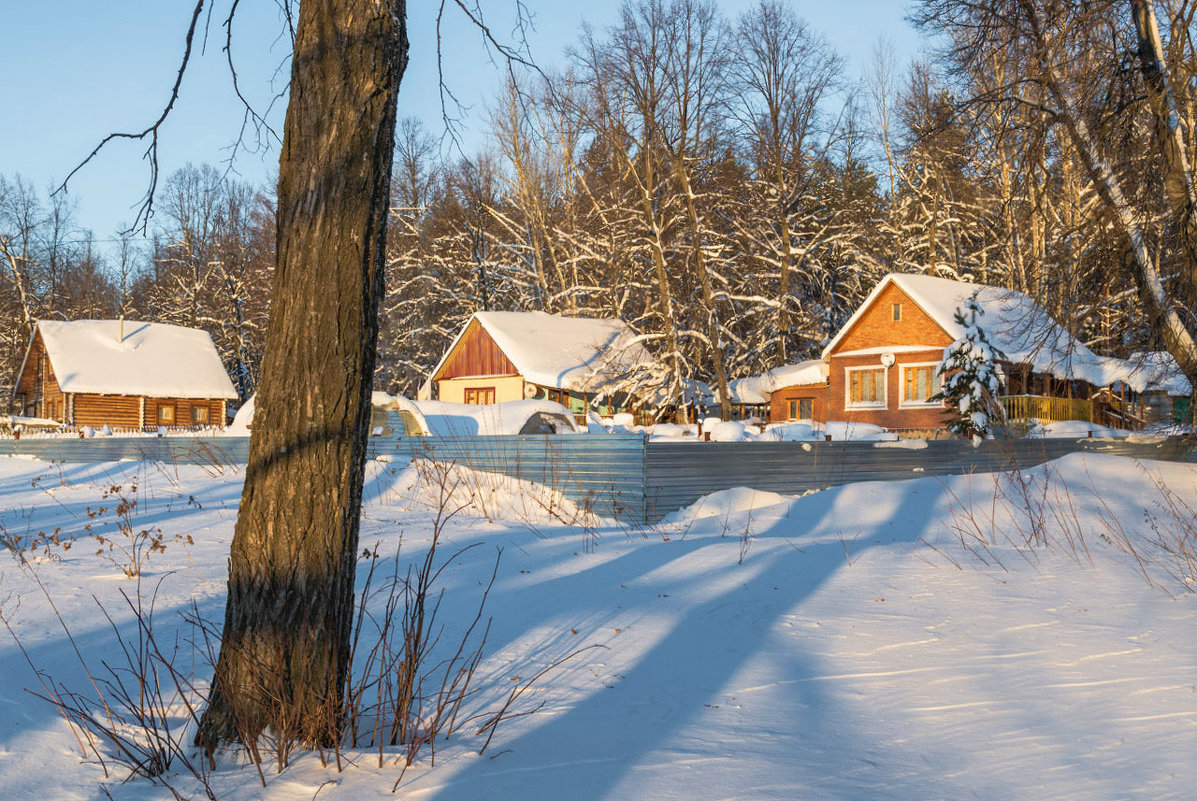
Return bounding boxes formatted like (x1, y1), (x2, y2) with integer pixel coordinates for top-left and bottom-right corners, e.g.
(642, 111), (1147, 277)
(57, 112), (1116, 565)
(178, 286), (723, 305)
(845, 366), (888, 409)
(899, 361), (943, 408)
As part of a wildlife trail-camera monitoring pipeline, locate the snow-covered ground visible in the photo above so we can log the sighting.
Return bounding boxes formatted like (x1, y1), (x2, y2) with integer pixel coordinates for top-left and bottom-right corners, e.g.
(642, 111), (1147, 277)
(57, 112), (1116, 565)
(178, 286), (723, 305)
(0, 451), (1194, 800)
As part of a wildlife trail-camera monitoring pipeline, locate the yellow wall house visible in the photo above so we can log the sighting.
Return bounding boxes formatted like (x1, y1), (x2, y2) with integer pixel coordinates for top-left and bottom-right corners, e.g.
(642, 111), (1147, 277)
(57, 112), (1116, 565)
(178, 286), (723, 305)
(420, 311), (651, 420)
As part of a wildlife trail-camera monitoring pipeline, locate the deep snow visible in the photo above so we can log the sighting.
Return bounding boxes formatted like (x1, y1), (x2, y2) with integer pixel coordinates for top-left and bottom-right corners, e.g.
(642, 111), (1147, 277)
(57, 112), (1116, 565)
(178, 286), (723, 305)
(0, 450), (1194, 800)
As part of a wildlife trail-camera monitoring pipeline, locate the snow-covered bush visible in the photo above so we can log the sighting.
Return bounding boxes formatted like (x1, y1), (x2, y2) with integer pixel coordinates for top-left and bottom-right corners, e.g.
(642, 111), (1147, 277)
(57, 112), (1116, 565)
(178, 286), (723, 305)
(760, 422), (818, 441)
(709, 421), (751, 442)
(934, 292), (1007, 441)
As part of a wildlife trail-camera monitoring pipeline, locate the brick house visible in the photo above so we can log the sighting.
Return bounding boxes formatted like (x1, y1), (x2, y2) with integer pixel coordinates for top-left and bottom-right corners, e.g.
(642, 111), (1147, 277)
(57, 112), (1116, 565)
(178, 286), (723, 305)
(729, 273), (1164, 434)
(819, 273), (1143, 430)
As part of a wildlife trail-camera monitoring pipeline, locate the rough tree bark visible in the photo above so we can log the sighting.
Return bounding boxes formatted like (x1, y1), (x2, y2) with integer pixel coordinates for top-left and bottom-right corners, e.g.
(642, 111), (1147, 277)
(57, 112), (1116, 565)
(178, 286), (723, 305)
(197, 0), (408, 749)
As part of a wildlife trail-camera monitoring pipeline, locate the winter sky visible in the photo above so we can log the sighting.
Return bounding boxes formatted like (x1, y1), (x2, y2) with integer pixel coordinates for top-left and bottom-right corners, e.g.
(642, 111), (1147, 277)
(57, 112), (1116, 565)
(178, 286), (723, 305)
(2, 1), (921, 245)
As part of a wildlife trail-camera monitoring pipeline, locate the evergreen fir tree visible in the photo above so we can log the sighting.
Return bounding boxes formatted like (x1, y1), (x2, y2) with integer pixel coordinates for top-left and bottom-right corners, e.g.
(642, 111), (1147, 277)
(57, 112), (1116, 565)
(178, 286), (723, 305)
(933, 291), (1006, 440)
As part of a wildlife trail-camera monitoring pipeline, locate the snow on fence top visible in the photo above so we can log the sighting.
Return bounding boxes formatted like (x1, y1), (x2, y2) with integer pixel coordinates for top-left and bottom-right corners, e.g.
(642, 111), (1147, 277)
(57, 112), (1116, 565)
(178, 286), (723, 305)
(823, 273), (1166, 389)
(471, 311), (652, 392)
(34, 319), (238, 399)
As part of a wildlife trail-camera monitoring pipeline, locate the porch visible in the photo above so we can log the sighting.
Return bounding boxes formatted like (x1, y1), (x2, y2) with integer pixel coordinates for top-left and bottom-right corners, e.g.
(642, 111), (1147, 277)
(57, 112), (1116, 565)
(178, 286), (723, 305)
(999, 393), (1148, 430)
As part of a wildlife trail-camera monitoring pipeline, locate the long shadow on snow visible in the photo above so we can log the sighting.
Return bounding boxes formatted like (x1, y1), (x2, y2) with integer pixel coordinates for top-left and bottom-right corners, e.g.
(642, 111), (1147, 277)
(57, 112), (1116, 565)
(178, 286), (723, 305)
(422, 477), (952, 801)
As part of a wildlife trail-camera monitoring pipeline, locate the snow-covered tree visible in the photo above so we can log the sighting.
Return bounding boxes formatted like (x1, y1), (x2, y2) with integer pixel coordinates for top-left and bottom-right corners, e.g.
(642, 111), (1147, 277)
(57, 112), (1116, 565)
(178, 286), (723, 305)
(934, 291), (1006, 440)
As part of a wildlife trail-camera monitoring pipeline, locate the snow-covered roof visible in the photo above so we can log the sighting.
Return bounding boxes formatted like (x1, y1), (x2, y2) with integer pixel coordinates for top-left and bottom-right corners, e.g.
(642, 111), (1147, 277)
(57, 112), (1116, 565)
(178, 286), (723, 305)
(726, 374), (772, 405)
(31, 320), (238, 399)
(1099, 352), (1193, 396)
(723, 360), (829, 405)
(428, 311), (652, 394)
(768, 360), (830, 388)
(823, 274), (1123, 387)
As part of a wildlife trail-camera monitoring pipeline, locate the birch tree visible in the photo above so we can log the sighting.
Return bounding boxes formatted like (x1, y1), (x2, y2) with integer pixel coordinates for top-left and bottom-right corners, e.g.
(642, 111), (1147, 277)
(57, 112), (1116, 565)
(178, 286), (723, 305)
(914, 0), (1197, 387)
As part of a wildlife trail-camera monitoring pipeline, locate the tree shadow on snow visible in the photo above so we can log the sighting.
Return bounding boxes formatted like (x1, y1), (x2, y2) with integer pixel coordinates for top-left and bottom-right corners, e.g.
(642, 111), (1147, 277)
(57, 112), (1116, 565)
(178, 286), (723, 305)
(414, 478), (956, 801)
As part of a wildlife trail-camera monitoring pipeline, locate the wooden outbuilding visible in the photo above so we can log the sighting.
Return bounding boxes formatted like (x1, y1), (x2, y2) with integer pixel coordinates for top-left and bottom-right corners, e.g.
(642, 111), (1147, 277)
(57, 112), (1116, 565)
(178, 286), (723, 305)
(421, 311), (652, 422)
(11, 320), (239, 430)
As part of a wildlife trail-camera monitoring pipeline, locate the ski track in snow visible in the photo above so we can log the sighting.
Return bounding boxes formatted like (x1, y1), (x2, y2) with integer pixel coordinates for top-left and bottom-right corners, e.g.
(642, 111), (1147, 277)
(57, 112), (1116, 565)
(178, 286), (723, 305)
(0, 452), (1194, 800)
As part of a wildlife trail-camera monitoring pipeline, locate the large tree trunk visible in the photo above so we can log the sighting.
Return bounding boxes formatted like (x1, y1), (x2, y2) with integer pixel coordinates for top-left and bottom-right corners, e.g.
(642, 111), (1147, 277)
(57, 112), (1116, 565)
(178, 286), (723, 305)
(197, 0), (407, 750)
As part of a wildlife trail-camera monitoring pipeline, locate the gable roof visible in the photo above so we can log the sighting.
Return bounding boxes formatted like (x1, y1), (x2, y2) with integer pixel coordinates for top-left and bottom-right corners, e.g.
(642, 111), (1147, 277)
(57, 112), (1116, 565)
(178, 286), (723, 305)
(29, 319), (238, 399)
(427, 311), (652, 394)
(822, 274), (1124, 387)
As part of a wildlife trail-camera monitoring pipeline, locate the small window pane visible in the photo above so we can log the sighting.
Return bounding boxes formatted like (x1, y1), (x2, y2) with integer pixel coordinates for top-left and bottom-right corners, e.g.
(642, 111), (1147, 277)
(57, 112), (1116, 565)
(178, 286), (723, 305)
(158, 405), (175, 424)
(850, 369), (885, 405)
(192, 406), (209, 424)
(903, 366), (941, 403)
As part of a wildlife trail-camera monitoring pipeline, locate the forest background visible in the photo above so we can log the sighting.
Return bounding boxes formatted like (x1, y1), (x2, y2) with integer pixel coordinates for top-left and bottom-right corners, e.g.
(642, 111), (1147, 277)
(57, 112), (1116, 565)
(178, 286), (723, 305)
(2, 0), (1192, 414)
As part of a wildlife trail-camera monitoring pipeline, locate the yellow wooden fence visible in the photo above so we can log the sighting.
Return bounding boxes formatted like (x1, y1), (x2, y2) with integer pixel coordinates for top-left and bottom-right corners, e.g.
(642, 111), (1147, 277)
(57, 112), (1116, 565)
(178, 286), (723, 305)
(1000, 394), (1093, 423)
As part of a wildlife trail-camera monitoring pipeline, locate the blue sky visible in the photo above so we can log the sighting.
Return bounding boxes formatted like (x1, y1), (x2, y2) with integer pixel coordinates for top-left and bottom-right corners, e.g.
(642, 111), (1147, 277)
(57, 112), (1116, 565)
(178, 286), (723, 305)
(1, 1), (923, 247)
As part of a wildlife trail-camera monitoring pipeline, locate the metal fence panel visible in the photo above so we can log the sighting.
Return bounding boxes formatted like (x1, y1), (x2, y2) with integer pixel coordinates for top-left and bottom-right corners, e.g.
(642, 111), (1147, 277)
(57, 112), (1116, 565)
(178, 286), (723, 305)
(2, 433), (1191, 523)
(368, 434), (648, 520)
(644, 438), (1193, 518)
(0, 436), (250, 465)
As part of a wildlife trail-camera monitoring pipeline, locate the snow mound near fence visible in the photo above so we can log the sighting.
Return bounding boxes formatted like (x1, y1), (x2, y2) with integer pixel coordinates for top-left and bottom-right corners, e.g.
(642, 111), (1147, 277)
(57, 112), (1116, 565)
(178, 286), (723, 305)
(662, 485), (793, 524)
(1028, 419), (1130, 439)
(379, 458), (608, 526)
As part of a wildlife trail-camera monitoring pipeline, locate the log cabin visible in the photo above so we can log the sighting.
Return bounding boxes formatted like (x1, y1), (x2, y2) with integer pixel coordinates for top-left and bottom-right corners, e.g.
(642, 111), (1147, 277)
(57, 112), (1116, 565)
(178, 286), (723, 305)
(11, 320), (239, 430)
(420, 311), (653, 423)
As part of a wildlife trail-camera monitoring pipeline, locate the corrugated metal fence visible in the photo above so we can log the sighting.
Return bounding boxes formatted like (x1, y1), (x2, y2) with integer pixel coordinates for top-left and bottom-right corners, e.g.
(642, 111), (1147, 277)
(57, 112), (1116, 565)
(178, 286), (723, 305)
(0, 434), (649, 521)
(1, 434), (1192, 522)
(644, 437), (1194, 518)
(370, 435), (647, 520)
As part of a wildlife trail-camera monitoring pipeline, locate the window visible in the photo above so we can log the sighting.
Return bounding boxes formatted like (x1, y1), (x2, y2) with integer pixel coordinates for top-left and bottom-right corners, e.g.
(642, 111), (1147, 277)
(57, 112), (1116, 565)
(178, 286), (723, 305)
(891, 303), (902, 321)
(799, 398), (813, 419)
(158, 404), (175, 424)
(788, 400), (798, 420)
(847, 368), (886, 408)
(192, 405), (210, 424)
(463, 387), (495, 405)
(901, 364), (942, 405)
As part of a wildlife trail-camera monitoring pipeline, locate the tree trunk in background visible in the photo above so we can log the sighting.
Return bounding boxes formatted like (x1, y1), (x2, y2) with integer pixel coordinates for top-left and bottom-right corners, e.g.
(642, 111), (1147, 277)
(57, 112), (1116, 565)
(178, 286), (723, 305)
(197, 0), (407, 749)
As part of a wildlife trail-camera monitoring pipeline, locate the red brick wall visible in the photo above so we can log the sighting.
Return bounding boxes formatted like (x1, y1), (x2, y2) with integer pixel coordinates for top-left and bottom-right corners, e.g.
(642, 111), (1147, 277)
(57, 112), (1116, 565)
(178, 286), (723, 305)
(835, 283), (953, 354)
(769, 384), (828, 423)
(827, 350), (952, 429)
(825, 282), (956, 431)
